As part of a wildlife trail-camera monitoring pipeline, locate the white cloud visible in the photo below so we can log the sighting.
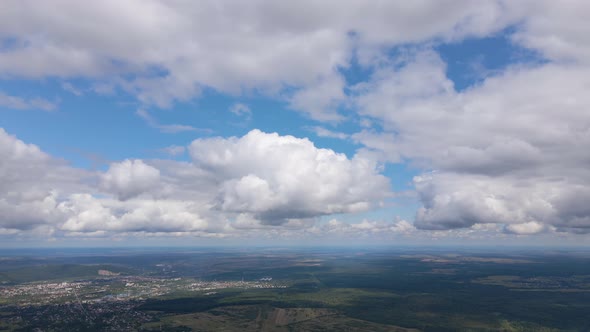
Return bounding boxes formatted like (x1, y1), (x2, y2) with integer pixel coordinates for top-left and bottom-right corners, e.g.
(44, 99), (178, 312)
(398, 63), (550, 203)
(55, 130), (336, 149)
(61, 82), (83, 96)
(3, 1), (590, 241)
(308, 126), (349, 140)
(0, 91), (57, 111)
(289, 74), (347, 121)
(0, 127), (393, 239)
(354, 49), (590, 234)
(1, 1), (587, 120)
(59, 195), (210, 233)
(412, 173), (556, 230)
(92, 82), (115, 95)
(510, 1), (590, 63)
(0, 130), (221, 237)
(319, 218), (416, 238)
(505, 221), (546, 235)
(189, 129), (390, 224)
(136, 109), (203, 134)
(0, 0), (518, 119)
(229, 103), (251, 117)
(161, 145), (186, 157)
(101, 159), (160, 200)
(0, 128), (89, 231)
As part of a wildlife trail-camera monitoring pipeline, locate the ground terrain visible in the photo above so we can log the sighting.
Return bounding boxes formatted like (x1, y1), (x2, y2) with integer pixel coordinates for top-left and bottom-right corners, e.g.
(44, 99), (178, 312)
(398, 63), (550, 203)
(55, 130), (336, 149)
(0, 247), (589, 331)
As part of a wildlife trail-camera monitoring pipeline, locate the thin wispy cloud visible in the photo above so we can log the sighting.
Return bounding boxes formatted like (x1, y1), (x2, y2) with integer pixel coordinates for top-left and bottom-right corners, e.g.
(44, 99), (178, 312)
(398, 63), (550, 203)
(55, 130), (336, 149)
(0, 91), (57, 111)
(61, 82), (83, 96)
(136, 109), (209, 134)
(307, 126), (349, 140)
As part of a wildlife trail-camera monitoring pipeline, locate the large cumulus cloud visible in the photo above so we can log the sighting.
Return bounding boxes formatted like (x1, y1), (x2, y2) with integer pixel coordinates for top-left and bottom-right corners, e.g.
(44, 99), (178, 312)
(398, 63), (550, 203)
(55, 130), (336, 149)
(0, 128), (390, 237)
(58, 195), (210, 234)
(354, 49), (590, 234)
(0, 129), (219, 236)
(189, 129), (390, 224)
(0, 129), (89, 231)
(101, 159), (161, 200)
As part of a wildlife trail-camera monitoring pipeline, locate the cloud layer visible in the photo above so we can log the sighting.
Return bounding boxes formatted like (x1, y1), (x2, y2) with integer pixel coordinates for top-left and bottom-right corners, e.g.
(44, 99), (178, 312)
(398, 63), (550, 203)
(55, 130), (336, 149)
(0, 0), (519, 120)
(2, 1), (590, 242)
(354, 52), (590, 234)
(0, 128), (389, 238)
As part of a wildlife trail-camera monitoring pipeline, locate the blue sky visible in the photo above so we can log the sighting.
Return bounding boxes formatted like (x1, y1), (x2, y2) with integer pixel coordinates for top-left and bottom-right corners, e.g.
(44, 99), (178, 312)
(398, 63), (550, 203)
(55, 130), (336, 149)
(1, 1), (589, 247)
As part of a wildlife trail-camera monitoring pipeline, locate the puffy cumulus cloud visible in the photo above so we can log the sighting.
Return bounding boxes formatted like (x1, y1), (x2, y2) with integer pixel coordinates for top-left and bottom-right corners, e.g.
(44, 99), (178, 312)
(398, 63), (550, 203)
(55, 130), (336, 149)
(0, 0), (517, 120)
(0, 130), (225, 238)
(354, 48), (590, 234)
(58, 194), (116, 232)
(0, 127), (395, 241)
(413, 173), (557, 230)
(505, 221), (546, 235)
(348, 0), (590, 234)
(190, 129), (390, 224)
(59, 195), (211, 234)
(0, 191), (62, 231)
(0, 129), (89, 232)
(5, 122), (585, 242)
(101, 159), (160, 200)
(0, 130), (221, 237)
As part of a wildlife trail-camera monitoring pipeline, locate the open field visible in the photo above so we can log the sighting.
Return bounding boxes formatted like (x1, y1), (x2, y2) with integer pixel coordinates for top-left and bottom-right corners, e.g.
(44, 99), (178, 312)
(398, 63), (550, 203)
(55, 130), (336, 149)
(141, 306), (418, 332)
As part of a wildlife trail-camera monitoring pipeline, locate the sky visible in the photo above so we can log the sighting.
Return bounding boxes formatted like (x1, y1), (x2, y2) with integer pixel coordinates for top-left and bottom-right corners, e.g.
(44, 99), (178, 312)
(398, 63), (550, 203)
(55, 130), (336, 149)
(1, 1), (590, 247)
